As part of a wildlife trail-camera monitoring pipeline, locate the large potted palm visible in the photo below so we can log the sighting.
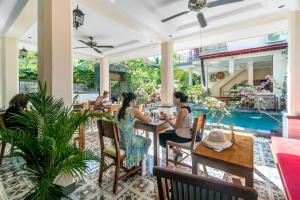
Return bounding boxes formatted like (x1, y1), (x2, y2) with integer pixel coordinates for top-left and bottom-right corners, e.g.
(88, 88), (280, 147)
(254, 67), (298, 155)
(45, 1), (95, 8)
(0, 82), (98, 200)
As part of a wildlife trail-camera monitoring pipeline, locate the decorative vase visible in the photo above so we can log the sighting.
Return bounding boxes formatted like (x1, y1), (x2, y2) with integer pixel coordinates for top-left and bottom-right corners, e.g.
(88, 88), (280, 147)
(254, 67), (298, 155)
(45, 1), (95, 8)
(231, 131), (235, 144)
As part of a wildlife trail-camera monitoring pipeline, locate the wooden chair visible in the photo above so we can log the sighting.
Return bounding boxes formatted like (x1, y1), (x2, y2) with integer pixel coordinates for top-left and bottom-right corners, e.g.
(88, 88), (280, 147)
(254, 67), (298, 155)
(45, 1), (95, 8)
(166, 114), (206, 168)
(137, 104), (144, 112)
(0, 113), (5, 164)
(154, 166), (258, 200)
(97, 119), (142, 193)
(107, 104), (122, 116)
(88, 100), (96, 110)
(72, 123), (85, 150)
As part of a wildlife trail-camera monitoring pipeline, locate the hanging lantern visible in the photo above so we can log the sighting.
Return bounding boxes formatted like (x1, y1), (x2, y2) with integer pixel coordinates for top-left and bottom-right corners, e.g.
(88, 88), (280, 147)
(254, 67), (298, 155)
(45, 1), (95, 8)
(73, 5), (85, 29)
(19, 47), (27, 59)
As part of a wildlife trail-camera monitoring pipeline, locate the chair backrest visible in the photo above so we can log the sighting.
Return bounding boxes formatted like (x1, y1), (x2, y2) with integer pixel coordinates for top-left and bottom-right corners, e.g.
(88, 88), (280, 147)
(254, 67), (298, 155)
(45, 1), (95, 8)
(154, 166), (258, 200)
(88, 100), (96, 110)
(108, 104), (122, 116)
(0, 113), (4, 129)
(137, 104), (144, 112)
(191, 114), (206, 150)
(82, 101), (90, 110)
(97, 119), (121, 157)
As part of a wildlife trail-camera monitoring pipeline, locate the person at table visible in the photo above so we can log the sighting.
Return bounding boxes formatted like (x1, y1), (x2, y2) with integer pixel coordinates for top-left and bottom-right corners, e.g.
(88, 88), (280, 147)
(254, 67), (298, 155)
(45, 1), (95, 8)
(3, 94), (28, 129)
(94, 91), (110, 110)
(159, 91), (193, 160)
(115, 92), (151, 168)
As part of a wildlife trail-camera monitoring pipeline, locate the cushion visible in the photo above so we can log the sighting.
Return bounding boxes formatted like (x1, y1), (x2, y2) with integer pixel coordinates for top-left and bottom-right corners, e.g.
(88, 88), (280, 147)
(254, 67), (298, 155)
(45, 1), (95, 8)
(277, 153), (300, 200)
(104, 145), (125, 158)
(271, 137), (300, 157)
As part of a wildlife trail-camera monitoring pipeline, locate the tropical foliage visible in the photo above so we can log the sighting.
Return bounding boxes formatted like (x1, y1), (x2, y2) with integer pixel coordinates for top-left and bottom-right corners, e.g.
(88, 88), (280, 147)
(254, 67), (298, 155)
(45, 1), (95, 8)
(0, 82), (98, 200)
(73, 59), (96, 89)
(19, 51), (96, 89)
(121, 55), (202, 100)
(19, 51), (38, 80)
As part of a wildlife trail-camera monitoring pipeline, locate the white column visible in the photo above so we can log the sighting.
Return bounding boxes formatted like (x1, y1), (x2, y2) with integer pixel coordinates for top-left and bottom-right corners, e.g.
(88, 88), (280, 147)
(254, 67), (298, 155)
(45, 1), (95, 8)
(100, 57), (110, 95)
(188, 67), (193, 86)
(161, 41), (174, 105)
(38, 0), (73, 106)
(247, 62), (254, 86)
(229, 59), (235, 75)
(287, 10), (300, 115)
(0, 37), (19, 108)
(273, 52), (287, 96)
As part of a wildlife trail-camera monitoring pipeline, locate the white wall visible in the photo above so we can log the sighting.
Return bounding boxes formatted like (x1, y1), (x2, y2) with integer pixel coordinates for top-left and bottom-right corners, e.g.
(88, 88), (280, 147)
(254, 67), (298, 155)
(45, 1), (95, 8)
(73, 93), (98, 103)
(273, 52), (288, 96)
(0, 38), (3, 108)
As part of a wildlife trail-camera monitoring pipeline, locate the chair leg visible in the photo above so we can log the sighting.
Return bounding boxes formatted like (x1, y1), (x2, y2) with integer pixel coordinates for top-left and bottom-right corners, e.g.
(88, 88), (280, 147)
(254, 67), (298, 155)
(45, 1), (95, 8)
(139, 160), (143, 175)
(203, 165), (208, 177)
(113, 163), (121, 194)
(98, 154), (105, 185)
(0, 142), (6, 165)
(9, 145), (14, 155)
(166, 144), (169, 167)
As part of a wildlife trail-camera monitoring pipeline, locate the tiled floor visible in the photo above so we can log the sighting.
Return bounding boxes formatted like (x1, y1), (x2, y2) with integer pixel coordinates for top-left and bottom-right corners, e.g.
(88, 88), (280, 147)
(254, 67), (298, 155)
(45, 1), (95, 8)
(0, 128), (287, 200)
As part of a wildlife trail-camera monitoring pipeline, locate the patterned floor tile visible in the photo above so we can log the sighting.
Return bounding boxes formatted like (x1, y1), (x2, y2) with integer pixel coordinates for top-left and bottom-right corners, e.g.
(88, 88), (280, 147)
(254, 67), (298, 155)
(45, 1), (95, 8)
(0, 128), (288, 200)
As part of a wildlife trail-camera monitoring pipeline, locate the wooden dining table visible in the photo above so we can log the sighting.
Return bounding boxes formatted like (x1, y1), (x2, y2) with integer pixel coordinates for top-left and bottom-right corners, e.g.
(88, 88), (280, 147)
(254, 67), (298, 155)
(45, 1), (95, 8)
(134, 120), (170, 166)
(192, 131), (254, 187)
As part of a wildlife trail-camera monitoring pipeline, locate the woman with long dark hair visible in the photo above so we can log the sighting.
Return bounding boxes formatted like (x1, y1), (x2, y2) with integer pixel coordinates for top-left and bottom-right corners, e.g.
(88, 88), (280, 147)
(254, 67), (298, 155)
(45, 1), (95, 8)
(115, 92), (151, 168)
(3, 93), (28, 129)
(159, 91), (193, 161)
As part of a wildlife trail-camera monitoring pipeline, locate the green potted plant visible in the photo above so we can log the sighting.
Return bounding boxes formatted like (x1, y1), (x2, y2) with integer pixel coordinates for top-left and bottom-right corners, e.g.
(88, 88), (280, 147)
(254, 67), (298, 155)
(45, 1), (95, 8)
(0, 82), (98, 200)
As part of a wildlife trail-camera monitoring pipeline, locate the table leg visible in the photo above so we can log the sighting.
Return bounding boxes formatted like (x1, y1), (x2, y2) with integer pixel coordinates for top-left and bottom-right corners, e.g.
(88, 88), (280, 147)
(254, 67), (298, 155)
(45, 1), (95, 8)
(153, 128), (160, 166)
(245, 169), (254, 187)
(192, 154), (198, 175)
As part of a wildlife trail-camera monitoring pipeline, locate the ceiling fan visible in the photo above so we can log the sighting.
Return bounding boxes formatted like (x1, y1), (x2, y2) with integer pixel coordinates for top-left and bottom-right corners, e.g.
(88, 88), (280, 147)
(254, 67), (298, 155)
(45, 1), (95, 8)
(161, 0), (244, 28)
(74, 37), (114, 54)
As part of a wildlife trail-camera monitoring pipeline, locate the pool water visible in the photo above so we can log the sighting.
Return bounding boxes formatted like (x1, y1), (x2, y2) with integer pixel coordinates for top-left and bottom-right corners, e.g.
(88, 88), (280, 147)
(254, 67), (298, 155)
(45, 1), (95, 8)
(192, 109), (282, 131)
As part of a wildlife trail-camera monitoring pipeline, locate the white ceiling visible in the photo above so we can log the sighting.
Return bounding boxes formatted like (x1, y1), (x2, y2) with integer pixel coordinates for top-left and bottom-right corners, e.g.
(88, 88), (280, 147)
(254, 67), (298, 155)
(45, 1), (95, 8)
(1, 0), (299, 62)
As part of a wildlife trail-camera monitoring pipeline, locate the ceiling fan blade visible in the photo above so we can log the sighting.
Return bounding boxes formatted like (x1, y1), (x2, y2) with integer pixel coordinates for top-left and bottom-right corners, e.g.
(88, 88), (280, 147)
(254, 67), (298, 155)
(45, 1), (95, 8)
(161, 11), (190, 22)
(206, 0), (244, 8)
(93, 48), (102, 54)
(73, 47), (89, 49)
(197, 12), (207, 28)
(78, 40), (90, 46)
(157, 0), (181, 7)
(96, 45), (114, 48)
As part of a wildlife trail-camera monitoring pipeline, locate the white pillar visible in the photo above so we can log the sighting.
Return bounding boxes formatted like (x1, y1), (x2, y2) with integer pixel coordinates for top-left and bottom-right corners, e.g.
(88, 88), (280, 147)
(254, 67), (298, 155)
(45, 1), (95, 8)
(0, 37), (19, 108)
(100, 57), (110, 95)
(229, 59), (235, 75)
(287, 10), (300, 115)
(161, 41), (174, 105)
(188, 67), (193, 86)
(273, 52), (287, 96)
(247, 62), (254, 86)
(283, 9), (300, 139)
(38, 0), (73, 106)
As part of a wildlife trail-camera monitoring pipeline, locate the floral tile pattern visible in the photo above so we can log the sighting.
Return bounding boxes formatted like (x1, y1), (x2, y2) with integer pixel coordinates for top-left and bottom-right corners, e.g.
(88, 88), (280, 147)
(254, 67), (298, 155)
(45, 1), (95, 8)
(0, 129), (287, 200)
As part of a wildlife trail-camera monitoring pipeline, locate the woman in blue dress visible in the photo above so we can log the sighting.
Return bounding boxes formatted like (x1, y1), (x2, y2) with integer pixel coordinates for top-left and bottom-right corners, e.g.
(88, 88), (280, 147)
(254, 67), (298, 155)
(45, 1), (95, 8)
(115, 93), (151, 168)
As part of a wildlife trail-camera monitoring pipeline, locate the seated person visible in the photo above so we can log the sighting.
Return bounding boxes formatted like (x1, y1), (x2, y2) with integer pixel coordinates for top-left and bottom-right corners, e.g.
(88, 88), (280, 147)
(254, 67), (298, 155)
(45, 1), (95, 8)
(115, 93), (151, 168)
(159, 92), (193, 161)
(3, 94), (28, 129)
(94, 91), (110, 110)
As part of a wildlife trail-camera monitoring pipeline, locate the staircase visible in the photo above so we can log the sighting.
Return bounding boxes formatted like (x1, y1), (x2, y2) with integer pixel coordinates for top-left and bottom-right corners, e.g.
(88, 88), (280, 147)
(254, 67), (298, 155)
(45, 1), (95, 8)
(210, 69), (247, 96)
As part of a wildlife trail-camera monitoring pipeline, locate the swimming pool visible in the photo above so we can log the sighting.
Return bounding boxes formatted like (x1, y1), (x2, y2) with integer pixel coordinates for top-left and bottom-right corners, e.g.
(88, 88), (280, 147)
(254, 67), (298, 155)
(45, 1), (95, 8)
(191, 107), (282, 131)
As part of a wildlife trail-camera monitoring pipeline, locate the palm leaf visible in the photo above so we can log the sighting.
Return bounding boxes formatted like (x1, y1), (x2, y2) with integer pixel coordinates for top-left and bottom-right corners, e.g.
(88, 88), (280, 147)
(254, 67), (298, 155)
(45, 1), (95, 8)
(0, 81), (98, 199)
